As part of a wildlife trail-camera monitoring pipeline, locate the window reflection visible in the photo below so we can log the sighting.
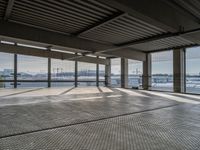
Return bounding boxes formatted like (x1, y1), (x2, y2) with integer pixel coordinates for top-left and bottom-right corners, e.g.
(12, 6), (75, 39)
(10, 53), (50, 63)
(111, 58), (121, 87)
(78, 62), (96, 86)
(186, 47), (200, 94)
(51, 59), (75, 81)
(17, 55), (48, 87)
(128, 59), (143, 88)
(0, 52), (14, 80)
(0, 52), (14, 88)
(151, 51), (173, 91)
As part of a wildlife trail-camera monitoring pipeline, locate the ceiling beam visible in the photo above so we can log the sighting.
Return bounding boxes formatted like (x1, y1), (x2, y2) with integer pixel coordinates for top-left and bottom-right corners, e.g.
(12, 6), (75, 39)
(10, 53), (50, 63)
(96, 28), (200, 53)
(147, 44), (199, 53)
(4, 0), (15, 20)
(103, 48), (146, 61)
(96, 33), (176, 53)
(98, 0), (200, 32)
(76, 12), (125, 36)
(162, 0), (200, 24)
(0, 43), (108, 65)
(0, 21), (146, 61)
(0, 20), (114, 53)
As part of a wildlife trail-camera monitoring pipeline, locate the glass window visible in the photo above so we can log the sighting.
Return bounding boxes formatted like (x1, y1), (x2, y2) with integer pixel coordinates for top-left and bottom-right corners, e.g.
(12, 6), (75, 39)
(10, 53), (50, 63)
(17, 55), (48, 87)
(0, 52), (14, 80)
(17, 82), (48, 88)
(0, 52), (14, 88)
(186, 47), (200, 94)
(151, 51), (173, 91)
(51, 82), (74, 87)
(111, 58), (121, 87)
(0, 82), (14, 89)
(51, 59), (75, 80)
(78, 62), (96, 86)
(51, 59), (75, 87)
(128, 59), (143, 88)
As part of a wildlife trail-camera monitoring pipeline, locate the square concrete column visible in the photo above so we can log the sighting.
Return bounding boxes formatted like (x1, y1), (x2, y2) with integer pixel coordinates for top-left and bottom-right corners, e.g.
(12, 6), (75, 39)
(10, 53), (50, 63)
(105, 58), (111, 87)
(142, 53), (151, 90)
(121, 58), (128, 88)
(173, 49), (185, 93)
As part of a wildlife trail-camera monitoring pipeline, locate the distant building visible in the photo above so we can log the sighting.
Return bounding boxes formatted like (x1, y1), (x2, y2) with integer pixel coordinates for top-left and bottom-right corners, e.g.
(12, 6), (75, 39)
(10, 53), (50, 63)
(3, 69), (14, 76)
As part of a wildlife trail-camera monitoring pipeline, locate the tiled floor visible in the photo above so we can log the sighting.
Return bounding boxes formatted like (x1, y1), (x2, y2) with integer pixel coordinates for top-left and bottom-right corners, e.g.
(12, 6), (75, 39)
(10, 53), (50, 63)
(0, 87), (200, 150)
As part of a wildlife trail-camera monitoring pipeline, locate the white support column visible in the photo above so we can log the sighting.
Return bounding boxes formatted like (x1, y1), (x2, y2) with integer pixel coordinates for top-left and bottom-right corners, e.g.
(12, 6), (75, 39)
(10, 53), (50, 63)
(142, 53), (152, 90)
(173, 49), (185, 93)
(121, 58), (128, 88)
(105, 58), (111, 87)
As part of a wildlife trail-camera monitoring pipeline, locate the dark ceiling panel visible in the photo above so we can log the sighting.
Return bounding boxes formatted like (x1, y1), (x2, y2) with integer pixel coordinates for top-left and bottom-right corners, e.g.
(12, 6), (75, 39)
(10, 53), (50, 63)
(170, 0), (200, 20)
(0, 0), (198, 54)
(79, 14), (168, 45)
(130, 36), (195, 51)
(0, 0), (6, 19)
(9, 0), (121, 34)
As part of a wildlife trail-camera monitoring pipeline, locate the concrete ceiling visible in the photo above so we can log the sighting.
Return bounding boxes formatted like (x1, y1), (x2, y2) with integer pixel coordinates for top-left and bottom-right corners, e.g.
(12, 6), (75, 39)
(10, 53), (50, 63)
(0, 0), (200, 62)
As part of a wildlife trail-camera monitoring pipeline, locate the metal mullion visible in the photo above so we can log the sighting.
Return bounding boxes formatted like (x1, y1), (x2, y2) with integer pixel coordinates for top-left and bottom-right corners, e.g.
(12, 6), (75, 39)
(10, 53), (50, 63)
(96, 56), (99, 87)
(48, 48), (51, 88)
(14, 53), (17, 88)
(75, 54), (78, 87)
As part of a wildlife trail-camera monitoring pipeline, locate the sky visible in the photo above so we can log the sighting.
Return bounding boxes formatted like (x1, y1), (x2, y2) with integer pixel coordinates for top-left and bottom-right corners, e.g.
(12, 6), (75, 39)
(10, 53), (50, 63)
(0, 53), (14, 72)
(151, 47), (200, 75)
(111, 58), (121, 75)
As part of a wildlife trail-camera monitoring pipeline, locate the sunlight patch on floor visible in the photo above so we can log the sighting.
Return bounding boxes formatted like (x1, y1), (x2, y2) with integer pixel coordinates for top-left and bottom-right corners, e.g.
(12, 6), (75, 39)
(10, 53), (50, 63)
(116, 88), (149, 97)
(142, 91), (200, 104)
(171, 93), (200, 100)
(65, 87), (113, 95)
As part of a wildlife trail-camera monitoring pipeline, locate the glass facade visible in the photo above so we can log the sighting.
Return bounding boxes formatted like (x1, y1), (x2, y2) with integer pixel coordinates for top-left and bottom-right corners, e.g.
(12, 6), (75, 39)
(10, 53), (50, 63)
(0, 52), (103, 88)
(0, 52), (14, 80)
(151, 51), (173, 91)
(17, 82), (48, 88)
(111, 58), (121, 87)
(51, 82), (74, 87)
(186, 47), (200, 94)
(0, 82), (14, 89)
(17, 55), (48, 87)
(2, 46), (200, 94)
(0, 52), (14, 88)
(51, 59), (75, 86)
(128, 59), (143, 88)
(78, 62), (96, 86)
